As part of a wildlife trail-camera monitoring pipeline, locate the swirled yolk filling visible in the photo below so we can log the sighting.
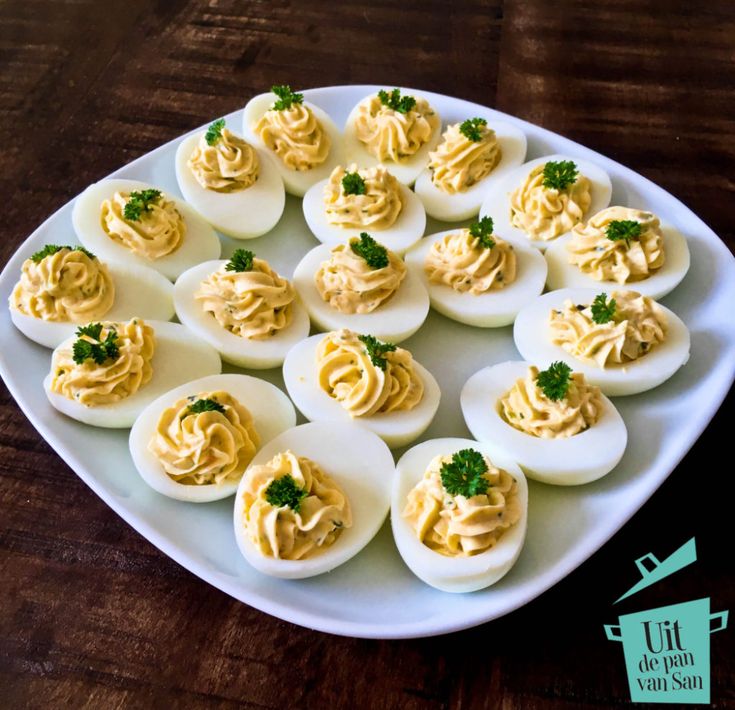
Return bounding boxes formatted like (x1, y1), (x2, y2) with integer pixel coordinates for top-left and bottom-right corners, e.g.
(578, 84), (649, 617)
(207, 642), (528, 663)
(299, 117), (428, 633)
(195, 258), (295, 340)
(316, 329), (423, 418)
(187, 129), (260, 192)
(241, 450), (352, 560)
(149, 391), (260, 486)
(11, 247), (114, 322)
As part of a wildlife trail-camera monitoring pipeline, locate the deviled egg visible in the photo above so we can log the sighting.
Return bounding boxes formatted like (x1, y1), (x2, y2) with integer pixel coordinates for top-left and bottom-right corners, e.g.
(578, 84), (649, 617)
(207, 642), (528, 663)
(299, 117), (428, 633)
(343, 87), (442, 186)
(173, 249), (310, 369)
(544, 206), (690, 299)
(129, 373), (296, 502)
(175, 118), (285, 239)
(44, 318), (221, 428)
(414, 116), (527, 222)
(293, 233), (430, 343)
(73, 178), (221, 281)
(233, 421), (394, 579)
(283, 329), (441, 448)
(242, 85), (344, 197)
(9, 243), (174, 349)
(480, 154), (612, 251)
(301, 163), (426, 254)
(513, 288), (690, 396)
(461, 360), (627, 485)
(392, 438), (528, 593)
(404, 217), (547, 327)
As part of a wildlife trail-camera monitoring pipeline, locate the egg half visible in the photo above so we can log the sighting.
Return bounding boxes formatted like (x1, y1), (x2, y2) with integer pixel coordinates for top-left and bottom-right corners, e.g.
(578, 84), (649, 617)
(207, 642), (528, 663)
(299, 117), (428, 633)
(73, 178), (221, 281)
(391, 437), (528, 593)
(10, 258), (174, 349)
(404, 230), (548, 328)
(173, 259), (311, 370)
(241, 92), (344, 197)
(480, 154), (613, 251)
(513, 288), (690, 396)
(301, 177), (426, 255)
(44, 320), (221, 428)
(293, 243), (430, 343)
(282, 333), (441, 448)
(174, 128), (285, 239)
(414, 119), (528, 222)
(461, 360), (627, 485)
(129, 373), (296, 502)
(233, 421), (394, 579)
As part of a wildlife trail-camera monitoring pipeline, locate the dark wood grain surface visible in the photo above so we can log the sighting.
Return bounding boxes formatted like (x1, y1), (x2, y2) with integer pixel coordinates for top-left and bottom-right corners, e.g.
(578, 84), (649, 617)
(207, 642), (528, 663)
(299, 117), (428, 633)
(1, 2), (733, 707)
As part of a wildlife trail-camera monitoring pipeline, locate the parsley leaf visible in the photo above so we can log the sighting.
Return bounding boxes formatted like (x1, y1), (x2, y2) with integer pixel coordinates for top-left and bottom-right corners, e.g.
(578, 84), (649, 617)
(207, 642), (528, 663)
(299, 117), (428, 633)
(271, 84), (304, 111)
(536, 361), (572, 401)
(72, 323), (119, 365)
(265, 474), (308, 512)
(341, 172), (366, 196)
(357, 333), (397, 370)
(225, 249), (255, 272)
(186, 398), (226, 416)
(377, 88), (416, 114)
(606, 219), (642, 245)
(590, 293), (617, 324)
(30, 245), (96, 263)
(205, 118), (226, 146)
(350, 232), (389, 269)
(123, 189), (162, 221)
(468, 216), (496, 249)
(440, 449), (490, 498)
(459, 117), (488, 142)
(542, 160), (579, 191)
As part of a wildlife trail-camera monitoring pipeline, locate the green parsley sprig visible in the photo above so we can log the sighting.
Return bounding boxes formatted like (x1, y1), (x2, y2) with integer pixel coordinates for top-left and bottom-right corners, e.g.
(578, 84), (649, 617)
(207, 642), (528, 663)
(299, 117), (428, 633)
(536, 361), (572, 401)
(72, 323), (119, 365)
(357, 333), (397, 370)
(271, 85), (303, 111)
(459, 117), (488, 142)
(351, 232), (389, 269)
(123, 189), (162, 222)
(468, 216), (496, 249)
(542, 160), (579, 191)
(205, 118), (226, 146)
(185, 398), (226, 416)
(225, 249), (255, 272)
(378, 88), (416, 114)
(341, 172), (366, 196)
(31, 244), (95, 263)
(265, 474), (308, 512)
(606, 219), (642, 245)
(590, 293), (617, 324)
(440, 449), (490, 498)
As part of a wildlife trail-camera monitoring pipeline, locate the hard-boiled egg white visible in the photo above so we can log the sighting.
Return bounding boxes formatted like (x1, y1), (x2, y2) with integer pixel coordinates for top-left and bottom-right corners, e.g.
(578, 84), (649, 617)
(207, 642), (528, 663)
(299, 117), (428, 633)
(461, 360), (627, 485)
(414, 119), (528, 222)
(44, 320), (221, 429)
(342, 89), (442, 186)
(544, 225), (691, 299)
(174, 260), (310, 370)
(241, 92), (344, 197)
(513, 288), (690, 396)
(301, 176), (426, 255)
(404, 230), (548, 328)
(283, 333), (441, 449)
(10, 259), (174, 349)
(391, 437), (528, 593)
(175, 129), (285, 239)
(72, 178), (221, 281)
(129, 373), (296, 502)
(480, 154), (613, 251)
(292, 243), (430, 343)
(233, 421), (394, 579)
(173, 259), (311, 370)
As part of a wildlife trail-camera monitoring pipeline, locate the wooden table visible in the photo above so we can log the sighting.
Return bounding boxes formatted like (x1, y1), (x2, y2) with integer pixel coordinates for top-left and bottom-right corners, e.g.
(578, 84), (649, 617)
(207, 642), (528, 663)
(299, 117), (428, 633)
(1, 2), (733, 706)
